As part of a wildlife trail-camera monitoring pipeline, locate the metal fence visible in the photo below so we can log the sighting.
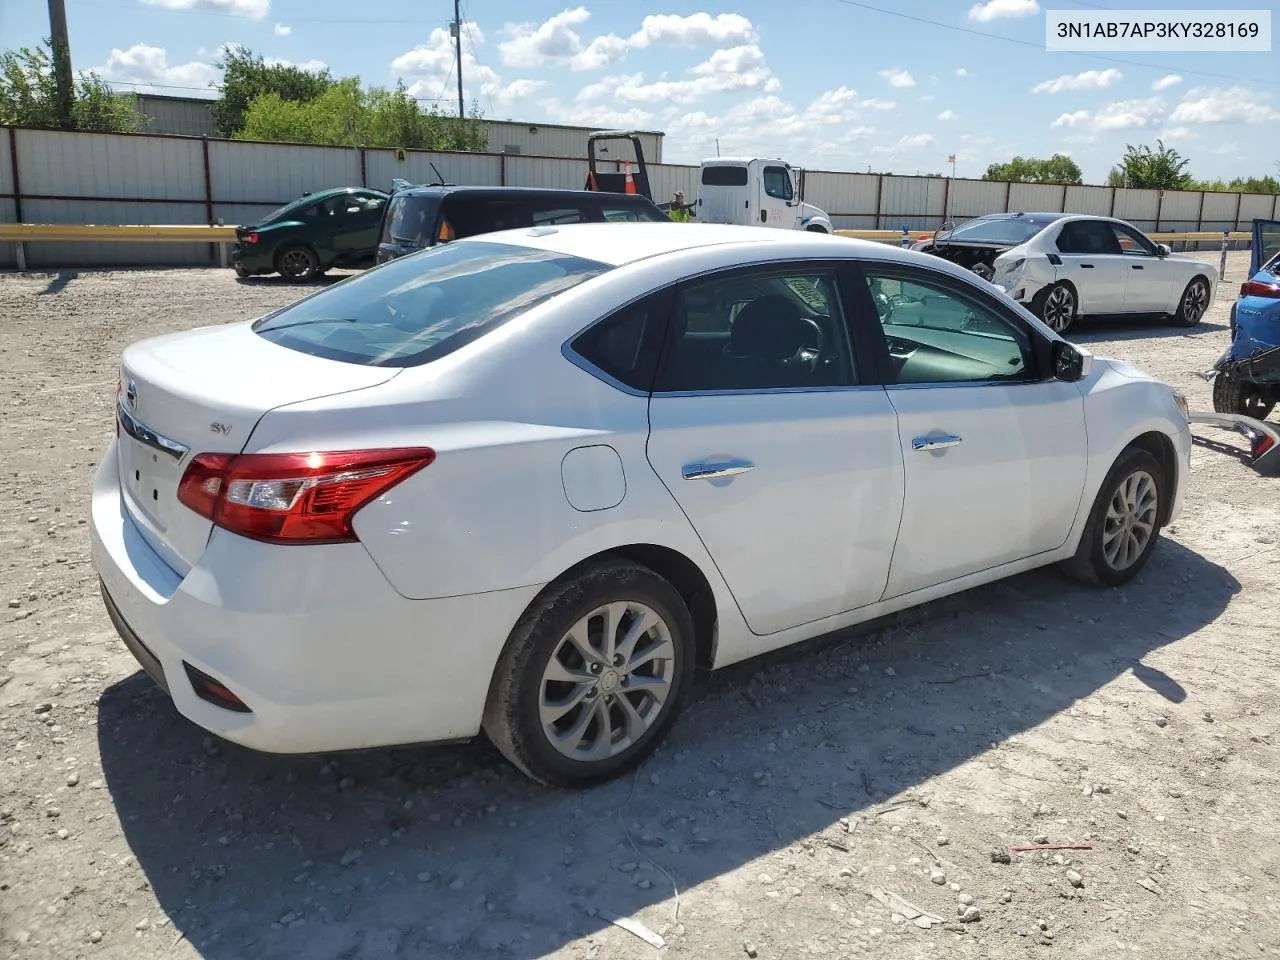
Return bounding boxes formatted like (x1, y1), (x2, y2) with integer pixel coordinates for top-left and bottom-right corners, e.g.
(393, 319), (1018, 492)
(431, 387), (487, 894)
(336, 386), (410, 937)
(3, 125), (1278, 269)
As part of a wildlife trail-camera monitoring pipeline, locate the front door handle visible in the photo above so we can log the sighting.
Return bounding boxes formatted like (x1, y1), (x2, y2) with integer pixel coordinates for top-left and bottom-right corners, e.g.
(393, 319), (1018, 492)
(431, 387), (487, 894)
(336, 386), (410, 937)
(1079, 263), (1094, 268)
(683, 459), (756, 480)
(1131, 264), (1144, 270)
(911, 434), (962, 451)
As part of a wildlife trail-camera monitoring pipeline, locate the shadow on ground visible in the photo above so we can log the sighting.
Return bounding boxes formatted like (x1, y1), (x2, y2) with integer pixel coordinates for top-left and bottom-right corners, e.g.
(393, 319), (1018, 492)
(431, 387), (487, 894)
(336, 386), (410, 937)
(1070, 316), (1229, 344)
(233, 274), (346, 289)
(98, 539), (1238, 959)
(38, 270), (79, 295)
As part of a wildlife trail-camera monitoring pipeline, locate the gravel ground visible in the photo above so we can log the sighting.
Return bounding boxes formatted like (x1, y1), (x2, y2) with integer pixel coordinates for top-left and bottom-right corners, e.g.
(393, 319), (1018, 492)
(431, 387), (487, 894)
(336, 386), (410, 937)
(2, 252), (1279, 960)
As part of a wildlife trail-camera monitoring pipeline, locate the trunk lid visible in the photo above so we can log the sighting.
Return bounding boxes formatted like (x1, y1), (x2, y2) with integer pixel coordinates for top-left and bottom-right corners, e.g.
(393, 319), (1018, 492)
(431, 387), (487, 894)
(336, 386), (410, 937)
(116, 321), (400, 574)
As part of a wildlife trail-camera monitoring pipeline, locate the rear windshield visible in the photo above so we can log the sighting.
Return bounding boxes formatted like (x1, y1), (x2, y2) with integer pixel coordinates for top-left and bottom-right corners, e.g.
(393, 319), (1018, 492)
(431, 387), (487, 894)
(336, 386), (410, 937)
(253, 241), (611, 367)
(380, 194), (441, 245)
(701, 165), (749, 187)
(945, 217), (1055, 245)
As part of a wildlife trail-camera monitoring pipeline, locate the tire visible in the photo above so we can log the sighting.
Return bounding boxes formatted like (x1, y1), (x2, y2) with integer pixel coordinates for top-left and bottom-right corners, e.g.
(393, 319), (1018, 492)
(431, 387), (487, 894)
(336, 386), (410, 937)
(274, 244), (320, 282)
(1212, 372), (1275, 421)
(233, 262), (251, 279)
(482, 559), (696, 788)
(1170, 275), (1210, 327)
(1033, 282), (1076, 334)
(1060, 445), (1166, 588)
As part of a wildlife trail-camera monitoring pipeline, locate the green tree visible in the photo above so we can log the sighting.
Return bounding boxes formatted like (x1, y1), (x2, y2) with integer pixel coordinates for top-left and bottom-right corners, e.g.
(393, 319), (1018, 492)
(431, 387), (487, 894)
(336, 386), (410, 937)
(1118, 139), (1193, 190)
(1106, 166), (1126, 188)
(982, 154), (1082, 185)
(211, 45), (335, 138)
(0, 39), (143, 132)
(237, 79), (488, 151)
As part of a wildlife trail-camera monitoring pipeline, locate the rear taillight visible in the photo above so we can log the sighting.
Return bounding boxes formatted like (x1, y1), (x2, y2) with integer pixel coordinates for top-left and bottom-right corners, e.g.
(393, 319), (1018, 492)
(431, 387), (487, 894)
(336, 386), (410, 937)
(177, 447), (435, 544)
(1241, 279), (1280, 298)
(246, 232), (259, 244)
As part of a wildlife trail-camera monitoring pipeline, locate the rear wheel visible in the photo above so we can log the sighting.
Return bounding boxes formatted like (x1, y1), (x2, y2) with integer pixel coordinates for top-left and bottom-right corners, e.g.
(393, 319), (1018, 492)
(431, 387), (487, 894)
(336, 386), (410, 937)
(233, 262), (250, 279)
(1060, 446), (1166, 587)
(1213, 372), (1275, 421)
(482, 559), (695, 788)
(275, 244), (320, 282)
(1033, 282), (1076, 334)
(1170, 275), (1210, 327)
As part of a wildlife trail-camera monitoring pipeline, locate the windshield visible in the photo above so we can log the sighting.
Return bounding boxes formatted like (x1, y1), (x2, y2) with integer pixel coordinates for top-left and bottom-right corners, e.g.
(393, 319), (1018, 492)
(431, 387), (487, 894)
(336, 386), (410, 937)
(254, 241), (611, 367)
(944, 217), (1055, 245)
(381, 194), (441, 246)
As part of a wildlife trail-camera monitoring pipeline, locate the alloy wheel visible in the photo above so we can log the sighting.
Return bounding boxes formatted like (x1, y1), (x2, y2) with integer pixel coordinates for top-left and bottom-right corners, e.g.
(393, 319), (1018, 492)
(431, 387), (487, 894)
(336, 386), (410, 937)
(1182, 279), (1209, 324)
(279, 248), (315, 280)
(1043, 286), (1074, 332)
(538, 601), (675, 761)
(1101, 469), (1158, 572)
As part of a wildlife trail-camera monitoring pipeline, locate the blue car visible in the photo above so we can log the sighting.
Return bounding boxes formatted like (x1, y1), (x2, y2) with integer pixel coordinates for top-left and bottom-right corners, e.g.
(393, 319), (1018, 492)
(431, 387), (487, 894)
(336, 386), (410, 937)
(1213, 219), (1280, 419)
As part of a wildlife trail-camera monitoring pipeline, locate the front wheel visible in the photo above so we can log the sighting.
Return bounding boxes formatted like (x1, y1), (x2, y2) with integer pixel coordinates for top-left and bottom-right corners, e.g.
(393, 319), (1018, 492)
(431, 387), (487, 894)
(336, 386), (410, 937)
(1060, 446), (1166, 587)
(1171, 275), (1210, 327)
(1213, 372), (1275, 421)
(1033, 282), (1076, 334)
(482, 560), (695, 788)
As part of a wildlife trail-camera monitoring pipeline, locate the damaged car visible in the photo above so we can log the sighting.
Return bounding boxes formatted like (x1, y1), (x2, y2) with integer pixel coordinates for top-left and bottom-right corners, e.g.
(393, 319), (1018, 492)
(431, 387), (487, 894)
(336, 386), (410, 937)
(915, 212), (1217, 335)
(1211, 218), (1280, 419)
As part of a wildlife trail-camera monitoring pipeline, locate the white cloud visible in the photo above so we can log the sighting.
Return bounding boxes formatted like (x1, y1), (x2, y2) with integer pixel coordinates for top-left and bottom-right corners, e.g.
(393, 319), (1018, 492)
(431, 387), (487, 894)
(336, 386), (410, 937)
(627, 12), (756, 48)
(1169, 85), (1280, 124)
(500, 78), (546, 100)
(264, 56), (327, 71)
(1210, 141), (1239, 155)
(92, 43), (219, 95)
(393, 23), (536, 109)
(896, 133), (937, 149)
(860, 98), (896, 110)
(140, 0), (268, 18)
(879, 68), (915, 88)
(1051, 110), (1090, 127)
(273, 22), (290, 36)
(570, 34), (627, 71)
(920, 94), (937, 102)
(955, 67), (968, 77)
(968, 0), (1039, 22)
(937, 109), (957, 120)
(498, 7), (592, 69)
(1032, 68), (1123, 94)
(541, 99), (654, 128)
(1157, 126), (1198, 143)
(1152, 74), (1182, 92)
(1092, 97), (1165, 130)
(599, 44), (778, 105)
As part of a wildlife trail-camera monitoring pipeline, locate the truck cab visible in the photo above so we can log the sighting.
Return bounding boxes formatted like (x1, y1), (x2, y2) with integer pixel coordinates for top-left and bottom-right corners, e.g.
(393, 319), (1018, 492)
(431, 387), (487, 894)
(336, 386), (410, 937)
(696, 158), (833, 233)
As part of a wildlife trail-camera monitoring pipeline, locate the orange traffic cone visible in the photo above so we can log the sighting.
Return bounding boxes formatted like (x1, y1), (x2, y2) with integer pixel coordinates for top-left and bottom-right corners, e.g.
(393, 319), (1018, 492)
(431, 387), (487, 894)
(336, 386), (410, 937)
(623, 160), (637, 195)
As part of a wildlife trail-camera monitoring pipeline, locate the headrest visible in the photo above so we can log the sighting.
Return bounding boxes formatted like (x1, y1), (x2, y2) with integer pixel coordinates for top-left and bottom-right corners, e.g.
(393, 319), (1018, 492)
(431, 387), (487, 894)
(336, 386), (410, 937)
(728, 296), (810, 361)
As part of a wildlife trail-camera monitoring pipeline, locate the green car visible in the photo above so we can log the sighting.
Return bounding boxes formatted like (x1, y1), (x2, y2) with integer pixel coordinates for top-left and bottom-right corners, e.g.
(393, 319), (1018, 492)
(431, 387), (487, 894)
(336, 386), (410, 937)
(231, 187), (390, 281)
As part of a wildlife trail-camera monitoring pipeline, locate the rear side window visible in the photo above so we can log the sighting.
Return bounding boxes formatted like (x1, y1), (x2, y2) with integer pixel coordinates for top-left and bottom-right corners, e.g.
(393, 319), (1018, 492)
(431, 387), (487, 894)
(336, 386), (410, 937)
(381, 194), (440, 245)
(701, 165), (749, 187)
(253, 241), (611, 368)
(570, 292), (674, 391)
(1057, 220), (1122, 255)
(600, 203), (671, 223)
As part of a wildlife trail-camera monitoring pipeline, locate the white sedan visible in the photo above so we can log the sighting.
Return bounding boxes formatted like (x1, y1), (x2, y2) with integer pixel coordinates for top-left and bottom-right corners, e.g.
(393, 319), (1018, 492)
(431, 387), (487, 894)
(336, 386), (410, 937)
(988, 213), (1218, 333)
(91, 222), (1192, 787)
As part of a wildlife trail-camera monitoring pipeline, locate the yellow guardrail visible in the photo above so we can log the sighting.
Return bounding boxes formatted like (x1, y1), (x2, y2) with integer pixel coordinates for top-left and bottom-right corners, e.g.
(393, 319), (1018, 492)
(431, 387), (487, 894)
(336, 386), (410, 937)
(0, 223), (237, 242)
(836, 228), (1252, 243)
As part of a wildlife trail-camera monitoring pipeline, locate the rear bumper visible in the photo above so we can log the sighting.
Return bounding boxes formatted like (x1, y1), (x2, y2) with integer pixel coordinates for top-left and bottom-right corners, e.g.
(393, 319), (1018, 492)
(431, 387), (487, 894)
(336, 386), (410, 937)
(230, 243), (272, 273)
(90, 438), (542, 754)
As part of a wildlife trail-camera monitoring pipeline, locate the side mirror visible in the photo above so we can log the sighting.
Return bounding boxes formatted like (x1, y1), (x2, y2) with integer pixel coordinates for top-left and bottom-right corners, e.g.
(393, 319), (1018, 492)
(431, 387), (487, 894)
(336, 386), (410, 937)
(1053, 340), (1093, 382)
(1157, 242), (1172, 257)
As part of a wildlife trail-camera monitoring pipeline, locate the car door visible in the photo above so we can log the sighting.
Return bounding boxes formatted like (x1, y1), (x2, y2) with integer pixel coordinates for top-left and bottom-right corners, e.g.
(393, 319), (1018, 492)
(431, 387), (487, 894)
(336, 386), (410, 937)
(1053, 219), (1129, 314)
(329, 192), (386, 263)
(1253, 219), (1280, 277)
(644, 262), (905, 636)
(851, 264), (1088, 599)
(758, 165), (796, 230)
(1108, 221), (1175, 312)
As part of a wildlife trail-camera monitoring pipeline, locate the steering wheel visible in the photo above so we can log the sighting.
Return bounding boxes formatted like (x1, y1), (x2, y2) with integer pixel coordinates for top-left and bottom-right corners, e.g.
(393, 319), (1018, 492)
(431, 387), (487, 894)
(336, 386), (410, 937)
(788, 316), (827, 372)
(884, 334), (917, 360)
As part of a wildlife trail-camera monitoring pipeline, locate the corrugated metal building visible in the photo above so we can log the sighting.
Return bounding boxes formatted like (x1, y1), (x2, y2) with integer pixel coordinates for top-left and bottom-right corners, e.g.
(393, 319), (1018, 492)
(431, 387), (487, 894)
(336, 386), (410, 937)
(129, 95), (664, 162)
(134, 94), (219, 138)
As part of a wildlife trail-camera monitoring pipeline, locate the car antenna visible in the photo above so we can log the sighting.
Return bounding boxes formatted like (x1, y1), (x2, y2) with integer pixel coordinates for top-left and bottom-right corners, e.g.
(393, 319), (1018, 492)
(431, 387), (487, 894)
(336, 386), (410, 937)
(429, 162), (449, 187)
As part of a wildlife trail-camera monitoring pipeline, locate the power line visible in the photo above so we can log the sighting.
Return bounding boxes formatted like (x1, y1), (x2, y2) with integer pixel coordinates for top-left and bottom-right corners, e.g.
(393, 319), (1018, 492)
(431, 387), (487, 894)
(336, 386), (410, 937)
(829, 0), (1280, 87)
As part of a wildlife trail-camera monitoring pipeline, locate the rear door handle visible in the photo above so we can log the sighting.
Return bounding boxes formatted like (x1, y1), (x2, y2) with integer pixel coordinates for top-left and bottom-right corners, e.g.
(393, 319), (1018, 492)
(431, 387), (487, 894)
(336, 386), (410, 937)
(683, 459), (755, 480)
(1131, 264), (1144, 270)
(911, 434), (962, 451)
(1079, 263), (1094, 268)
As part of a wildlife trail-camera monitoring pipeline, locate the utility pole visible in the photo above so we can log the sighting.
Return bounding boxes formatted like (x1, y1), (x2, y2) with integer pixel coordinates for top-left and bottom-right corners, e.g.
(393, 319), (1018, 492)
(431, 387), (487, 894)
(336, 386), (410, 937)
(47, 0), (74, 130)
(452, 0), (464, 120)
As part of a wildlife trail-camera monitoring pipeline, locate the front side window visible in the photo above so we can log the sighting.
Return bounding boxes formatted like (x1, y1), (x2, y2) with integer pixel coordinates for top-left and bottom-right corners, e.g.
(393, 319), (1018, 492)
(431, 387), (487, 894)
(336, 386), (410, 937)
(762, 166), (794, 201)
(254, 241), (611, 367)
(655, 268), (856, 392)
(864, 270), (1035, 385)
(1110, 223), (1156, 256)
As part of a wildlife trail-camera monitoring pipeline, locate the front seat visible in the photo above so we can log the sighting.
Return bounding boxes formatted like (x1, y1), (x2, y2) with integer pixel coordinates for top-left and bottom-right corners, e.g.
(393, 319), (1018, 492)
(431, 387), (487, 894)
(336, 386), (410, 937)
(721, 295), (814, 389)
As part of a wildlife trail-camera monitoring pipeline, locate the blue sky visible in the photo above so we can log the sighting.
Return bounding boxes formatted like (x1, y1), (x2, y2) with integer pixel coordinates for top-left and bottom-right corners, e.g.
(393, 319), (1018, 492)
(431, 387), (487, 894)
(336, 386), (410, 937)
(5, 0), (1278, 181)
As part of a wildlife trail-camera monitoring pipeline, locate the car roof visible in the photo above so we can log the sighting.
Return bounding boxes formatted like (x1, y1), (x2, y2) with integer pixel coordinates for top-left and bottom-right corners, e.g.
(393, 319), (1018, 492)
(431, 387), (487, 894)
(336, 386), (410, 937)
(301, 186), (386, 201)
(455, 221), (897, 268)
(395, 185), (655, 203)
(966, 211), (1067, 223)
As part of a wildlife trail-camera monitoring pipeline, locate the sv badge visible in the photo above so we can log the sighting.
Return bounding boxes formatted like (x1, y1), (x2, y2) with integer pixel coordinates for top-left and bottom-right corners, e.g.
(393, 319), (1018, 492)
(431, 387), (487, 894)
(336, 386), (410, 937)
(210, 422), (232, 435)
